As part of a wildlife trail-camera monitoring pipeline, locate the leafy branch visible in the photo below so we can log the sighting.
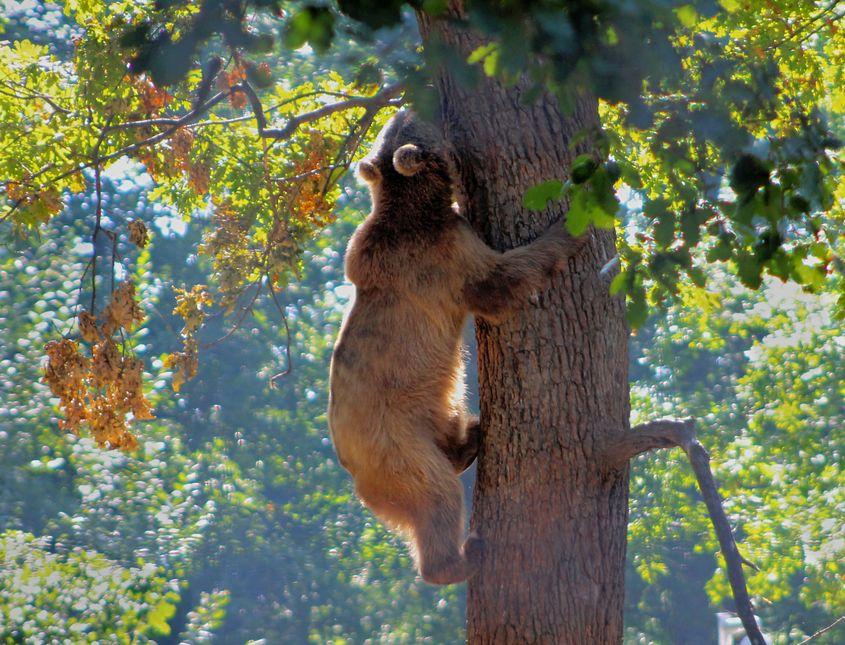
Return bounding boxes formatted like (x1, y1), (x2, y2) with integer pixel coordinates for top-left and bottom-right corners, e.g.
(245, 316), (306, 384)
(3, 81), (404, 222)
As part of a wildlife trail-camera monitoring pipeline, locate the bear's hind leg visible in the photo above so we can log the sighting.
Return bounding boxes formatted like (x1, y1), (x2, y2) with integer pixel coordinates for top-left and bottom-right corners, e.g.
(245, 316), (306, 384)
(411, 473), (472, 585)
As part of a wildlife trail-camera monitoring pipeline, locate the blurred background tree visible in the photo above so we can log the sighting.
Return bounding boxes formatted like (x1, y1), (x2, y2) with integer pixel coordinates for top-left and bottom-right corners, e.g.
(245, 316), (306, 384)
(0, 0), (842, 642)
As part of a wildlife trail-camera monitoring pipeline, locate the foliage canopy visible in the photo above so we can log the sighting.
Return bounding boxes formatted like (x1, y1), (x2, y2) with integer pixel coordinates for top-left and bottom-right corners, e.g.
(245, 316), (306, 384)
(0, 0), (841, 442)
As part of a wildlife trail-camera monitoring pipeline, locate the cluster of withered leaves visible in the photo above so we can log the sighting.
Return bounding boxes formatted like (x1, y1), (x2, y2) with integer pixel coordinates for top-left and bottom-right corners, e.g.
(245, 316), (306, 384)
(125, 75), (211, 193)
(125, 77), (172, 177)
(164, 285), (213, 392)
(6, 178), (64, 224)
(280, 130), (336, 230)
(133, 75), (172, 114)
(265, 130), (337, 283)
(217, 63), (248, 109)
(170, 127), (211, 194)
(135, 124), (211, 193)
(128, 219), (148, 248)
(200, 200), (258, 304)
(43, 282), (153, 450)
(197, 129), (339, 323)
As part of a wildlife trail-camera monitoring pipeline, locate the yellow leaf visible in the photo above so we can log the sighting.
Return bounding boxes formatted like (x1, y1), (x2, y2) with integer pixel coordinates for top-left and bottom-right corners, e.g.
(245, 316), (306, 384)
(675, 5), (698, 28)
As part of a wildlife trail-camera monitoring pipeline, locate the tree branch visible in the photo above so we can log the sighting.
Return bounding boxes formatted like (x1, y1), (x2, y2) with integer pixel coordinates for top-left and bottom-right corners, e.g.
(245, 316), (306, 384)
(267, 276), (293, 387)
(236, 81), (405, 140)
(4, 81), (404, 222)
(600, 418), (696, 464)
(0, 79), (73, 115)
(798, 615), (845, 644)
(1, 88), (235, 223)
(599, 418), (767, 645)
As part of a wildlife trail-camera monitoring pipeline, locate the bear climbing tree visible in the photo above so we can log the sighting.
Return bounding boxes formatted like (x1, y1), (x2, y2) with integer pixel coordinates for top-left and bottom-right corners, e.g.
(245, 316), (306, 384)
(6, 0), (840, 643)
(328, 110), (585, 586)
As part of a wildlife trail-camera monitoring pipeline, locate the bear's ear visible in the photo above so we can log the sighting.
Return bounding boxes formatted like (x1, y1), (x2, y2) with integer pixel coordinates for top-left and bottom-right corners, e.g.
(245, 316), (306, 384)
(393, 144), (425, 177)
(357, 160), (380, 183)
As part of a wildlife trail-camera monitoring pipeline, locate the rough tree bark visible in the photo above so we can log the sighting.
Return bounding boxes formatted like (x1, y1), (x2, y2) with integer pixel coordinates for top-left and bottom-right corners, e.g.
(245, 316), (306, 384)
(418, 6), (767, 644)
(419, 8), (631, 644)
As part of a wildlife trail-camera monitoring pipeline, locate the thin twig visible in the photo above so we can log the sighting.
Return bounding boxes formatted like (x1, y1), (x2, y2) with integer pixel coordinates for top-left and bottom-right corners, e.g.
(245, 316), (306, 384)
(267, 277), (293, 386)
(739, 553), (760, 573)
(766, 0), (844, 50)
(320, 104), (381, 200)
(108, 230), (118, 294)
(130, 89), (377, 130)
(200, 279), (263, 349)
(599, 418), (767, 645)
(798, 615), (845, 645)
(0, 79), (72, 114)
(272, 165), (347, 183)
(237, 80), (404, 141)
(91, 162), (101, 313)
(89, 118), (113, 313)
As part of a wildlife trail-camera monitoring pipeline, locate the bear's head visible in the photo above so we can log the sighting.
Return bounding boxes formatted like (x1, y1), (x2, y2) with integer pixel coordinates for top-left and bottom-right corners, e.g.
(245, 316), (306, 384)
(358, 110), (453, 210)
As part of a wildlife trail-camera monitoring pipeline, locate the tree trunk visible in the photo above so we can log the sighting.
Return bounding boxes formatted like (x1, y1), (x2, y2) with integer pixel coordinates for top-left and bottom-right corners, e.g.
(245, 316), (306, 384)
(419, 10), (632, 644)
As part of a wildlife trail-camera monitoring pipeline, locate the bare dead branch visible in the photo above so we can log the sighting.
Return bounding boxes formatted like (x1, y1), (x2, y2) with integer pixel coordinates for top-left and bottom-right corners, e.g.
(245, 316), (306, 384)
(599, 418), (767, 645)
(90, 161), (102, 312)
(799, 615), (845, 644)
(740, 553), (761, 573)
(104, 89), (233, 132)
(600, 418), (696, 465)
(189, 89), (370, 129)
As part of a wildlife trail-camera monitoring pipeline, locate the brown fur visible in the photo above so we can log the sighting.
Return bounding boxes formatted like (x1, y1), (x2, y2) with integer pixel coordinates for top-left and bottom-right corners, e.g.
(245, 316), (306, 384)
(328, 111), (585, 585)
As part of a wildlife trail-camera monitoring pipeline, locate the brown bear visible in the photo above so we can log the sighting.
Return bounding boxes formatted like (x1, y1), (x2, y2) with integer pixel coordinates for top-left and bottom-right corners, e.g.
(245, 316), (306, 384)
(328, 110), (585, 584)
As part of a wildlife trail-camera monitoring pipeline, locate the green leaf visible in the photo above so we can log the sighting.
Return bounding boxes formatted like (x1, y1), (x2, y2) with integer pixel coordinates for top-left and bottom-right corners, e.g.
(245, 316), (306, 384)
(730, 154), (770, 197)
(687, 266), (706, 288)
(706, 237), (733, 262)
(590, 167), (620, 220)
(646, 198), (674, 247)
(523, 180), (564, 211)
(284, 7), (335, 53)
(422, 0), (448, 16)
(609, 271), (628, 296)
(466, 42), (500, 77)
(735, 253), (763, 289)
(627, 286), (648, 329)
(674, 5), (699, 29)
(566, 188), (592, 236)
(483, 48), (500, 77)
(467, 43), (497, 65)
(571, 155), (598, 184)
(145, 598), (176, 636)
